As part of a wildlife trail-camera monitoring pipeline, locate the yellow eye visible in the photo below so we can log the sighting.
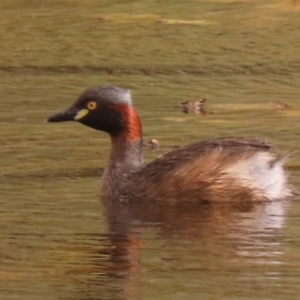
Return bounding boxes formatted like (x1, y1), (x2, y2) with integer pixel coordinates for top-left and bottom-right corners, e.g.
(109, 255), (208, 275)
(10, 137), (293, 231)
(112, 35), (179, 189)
(87, 101), (97, 110)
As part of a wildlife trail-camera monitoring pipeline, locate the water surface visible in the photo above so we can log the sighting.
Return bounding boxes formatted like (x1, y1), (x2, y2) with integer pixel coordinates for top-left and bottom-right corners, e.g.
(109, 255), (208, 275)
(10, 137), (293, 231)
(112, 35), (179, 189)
(1, 0), (300, 299)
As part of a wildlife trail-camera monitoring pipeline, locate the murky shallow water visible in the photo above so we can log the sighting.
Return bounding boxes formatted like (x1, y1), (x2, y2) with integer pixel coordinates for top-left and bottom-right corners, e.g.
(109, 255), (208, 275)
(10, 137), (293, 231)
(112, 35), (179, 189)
(1, 0), (300, 299)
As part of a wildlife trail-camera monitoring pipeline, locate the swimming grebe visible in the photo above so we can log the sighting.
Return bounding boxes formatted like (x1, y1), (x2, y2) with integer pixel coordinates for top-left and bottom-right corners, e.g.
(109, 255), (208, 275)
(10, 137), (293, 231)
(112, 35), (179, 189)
(47, 86), (294, 203)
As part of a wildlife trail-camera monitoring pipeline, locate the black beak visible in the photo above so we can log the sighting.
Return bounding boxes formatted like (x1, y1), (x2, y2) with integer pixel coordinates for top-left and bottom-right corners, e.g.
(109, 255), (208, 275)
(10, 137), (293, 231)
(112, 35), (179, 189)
(47, 107), (78, 122)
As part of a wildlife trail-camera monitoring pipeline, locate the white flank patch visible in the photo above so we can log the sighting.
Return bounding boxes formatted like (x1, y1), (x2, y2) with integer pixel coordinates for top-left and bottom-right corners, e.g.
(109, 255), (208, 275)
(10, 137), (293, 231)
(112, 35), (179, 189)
(224, 152), (291, 200)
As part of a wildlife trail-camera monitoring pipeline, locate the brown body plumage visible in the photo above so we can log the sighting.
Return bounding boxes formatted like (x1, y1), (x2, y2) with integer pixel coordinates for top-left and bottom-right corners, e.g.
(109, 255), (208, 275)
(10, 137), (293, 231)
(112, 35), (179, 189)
(48, 86), (295, 204)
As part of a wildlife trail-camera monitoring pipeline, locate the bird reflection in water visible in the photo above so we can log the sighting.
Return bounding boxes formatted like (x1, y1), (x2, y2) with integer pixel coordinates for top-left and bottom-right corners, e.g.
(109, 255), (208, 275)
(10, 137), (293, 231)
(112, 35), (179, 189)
(74, 196), (291, 300)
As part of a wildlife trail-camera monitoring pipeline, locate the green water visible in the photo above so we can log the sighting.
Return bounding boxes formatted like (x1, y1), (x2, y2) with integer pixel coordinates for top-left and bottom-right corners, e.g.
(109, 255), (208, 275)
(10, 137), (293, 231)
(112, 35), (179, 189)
(1, 0), (300, 299)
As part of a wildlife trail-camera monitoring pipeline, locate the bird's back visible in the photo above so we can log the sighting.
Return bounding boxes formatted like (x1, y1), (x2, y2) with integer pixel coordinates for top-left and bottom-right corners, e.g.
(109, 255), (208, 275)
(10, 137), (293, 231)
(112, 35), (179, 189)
(129, 137), (294, 202)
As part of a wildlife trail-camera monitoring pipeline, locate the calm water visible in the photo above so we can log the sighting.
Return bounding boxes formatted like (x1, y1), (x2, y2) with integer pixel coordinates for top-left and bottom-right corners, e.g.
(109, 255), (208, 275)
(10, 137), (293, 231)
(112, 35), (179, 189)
(1, 0), (300, 299)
